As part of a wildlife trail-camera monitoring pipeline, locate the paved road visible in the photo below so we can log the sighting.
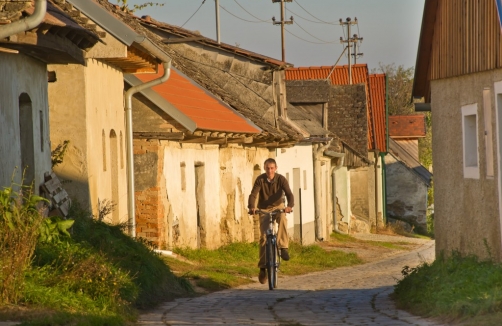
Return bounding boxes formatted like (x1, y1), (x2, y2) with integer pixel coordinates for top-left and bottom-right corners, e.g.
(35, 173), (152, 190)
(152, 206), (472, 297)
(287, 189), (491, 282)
(139, 240), (439, 326)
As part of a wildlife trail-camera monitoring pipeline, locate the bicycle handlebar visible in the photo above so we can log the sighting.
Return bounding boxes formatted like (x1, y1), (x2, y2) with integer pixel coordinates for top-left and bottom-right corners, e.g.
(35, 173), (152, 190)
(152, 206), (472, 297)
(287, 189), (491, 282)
(249, 209), (292, 215)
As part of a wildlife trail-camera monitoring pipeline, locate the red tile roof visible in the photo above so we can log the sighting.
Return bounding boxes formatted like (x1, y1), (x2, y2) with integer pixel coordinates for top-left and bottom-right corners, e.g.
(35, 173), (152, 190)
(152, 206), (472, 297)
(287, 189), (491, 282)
(135, 66), (261, 134)
(389, 115), (426, 138)
(369, 74), (387, 152)
(286, 65), (388, 152)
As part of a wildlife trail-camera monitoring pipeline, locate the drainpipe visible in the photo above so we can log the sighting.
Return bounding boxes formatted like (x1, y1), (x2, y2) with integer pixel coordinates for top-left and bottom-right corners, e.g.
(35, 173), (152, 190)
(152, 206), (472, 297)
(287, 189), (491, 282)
(313, 140), (332, 241)
(330, 153), (347, 234)
(125, 60), (172, 237)
(0, 0), (46, 39)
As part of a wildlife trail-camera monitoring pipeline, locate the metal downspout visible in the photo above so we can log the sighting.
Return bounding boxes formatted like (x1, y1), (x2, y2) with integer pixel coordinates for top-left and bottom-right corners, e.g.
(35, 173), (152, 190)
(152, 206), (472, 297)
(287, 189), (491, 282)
(313, 141), (332, 241)
(330, 154), (347, 234)
(125, 60), (172, 237)
(0, 0), (46, 39)
(380, 152), (387, 224)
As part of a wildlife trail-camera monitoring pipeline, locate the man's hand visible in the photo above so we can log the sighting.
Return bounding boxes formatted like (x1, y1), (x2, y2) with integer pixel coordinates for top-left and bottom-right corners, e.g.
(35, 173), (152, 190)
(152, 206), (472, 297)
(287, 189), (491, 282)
(248, 208), (256, 215)
(284, 206), (293, 213)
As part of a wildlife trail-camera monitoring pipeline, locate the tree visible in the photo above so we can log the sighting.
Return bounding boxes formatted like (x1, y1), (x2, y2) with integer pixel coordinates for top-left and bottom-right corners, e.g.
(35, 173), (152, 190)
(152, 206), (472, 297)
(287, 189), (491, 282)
(372, 63), (415, 116)
(115, 0), (164, 13)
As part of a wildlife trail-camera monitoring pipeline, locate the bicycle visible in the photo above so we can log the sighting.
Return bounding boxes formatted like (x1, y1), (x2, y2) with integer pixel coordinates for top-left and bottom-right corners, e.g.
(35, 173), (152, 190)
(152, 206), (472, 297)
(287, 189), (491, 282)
(255, 209), (286, 290)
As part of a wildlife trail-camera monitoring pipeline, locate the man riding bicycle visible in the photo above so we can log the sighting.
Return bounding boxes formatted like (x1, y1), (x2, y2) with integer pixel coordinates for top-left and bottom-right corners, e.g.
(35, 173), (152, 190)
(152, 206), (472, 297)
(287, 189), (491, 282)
(248, 158), (294, 284)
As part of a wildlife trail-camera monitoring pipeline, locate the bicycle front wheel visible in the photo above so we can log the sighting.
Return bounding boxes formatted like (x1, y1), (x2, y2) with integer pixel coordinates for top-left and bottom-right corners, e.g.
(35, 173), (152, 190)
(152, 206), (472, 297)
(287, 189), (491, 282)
(266, 239), (276, 290)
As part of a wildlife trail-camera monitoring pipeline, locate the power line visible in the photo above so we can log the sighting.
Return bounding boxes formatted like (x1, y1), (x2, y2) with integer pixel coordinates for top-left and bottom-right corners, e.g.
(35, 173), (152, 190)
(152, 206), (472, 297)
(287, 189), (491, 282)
(233, 0), (271, 22)
(219, 4), (265, 23)
(286, 7), (337, 25)
(180, 0), (206, 28)
(294, 0), (336, 24)
(285, 27), (333, 45)
(294, 20), (336, 44)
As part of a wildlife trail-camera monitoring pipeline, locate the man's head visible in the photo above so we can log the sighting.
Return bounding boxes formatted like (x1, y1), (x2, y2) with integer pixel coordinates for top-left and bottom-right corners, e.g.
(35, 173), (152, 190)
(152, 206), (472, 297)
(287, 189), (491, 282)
(263, 158), (277, 180)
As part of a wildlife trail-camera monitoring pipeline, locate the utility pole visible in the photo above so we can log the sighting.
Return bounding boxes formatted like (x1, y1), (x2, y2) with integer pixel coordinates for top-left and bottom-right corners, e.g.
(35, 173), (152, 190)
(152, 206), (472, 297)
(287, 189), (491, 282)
(272, 0), (293, 62)
(215, 0), (221, 44)
(339, 17), (362, 84)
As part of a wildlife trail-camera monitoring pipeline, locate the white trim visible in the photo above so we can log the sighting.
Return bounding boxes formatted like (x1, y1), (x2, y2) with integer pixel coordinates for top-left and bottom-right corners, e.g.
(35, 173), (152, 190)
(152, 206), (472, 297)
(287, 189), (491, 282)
(494, 80), (502, 259)
(461, 103), (480, 179)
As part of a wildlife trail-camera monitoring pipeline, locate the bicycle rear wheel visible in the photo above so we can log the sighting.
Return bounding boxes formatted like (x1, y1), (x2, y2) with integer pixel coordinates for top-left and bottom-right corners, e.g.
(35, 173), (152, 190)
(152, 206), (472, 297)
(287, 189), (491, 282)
(266, 239), (276, 290)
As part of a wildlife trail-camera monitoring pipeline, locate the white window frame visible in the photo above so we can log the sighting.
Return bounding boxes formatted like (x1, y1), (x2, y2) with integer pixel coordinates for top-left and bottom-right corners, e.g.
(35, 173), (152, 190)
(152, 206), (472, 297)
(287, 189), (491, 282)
(461, 103), (480, 179)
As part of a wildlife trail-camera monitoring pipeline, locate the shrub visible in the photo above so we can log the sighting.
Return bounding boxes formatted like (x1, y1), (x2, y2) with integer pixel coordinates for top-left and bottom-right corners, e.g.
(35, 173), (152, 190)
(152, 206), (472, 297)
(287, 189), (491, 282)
(0, 185), (47, 304)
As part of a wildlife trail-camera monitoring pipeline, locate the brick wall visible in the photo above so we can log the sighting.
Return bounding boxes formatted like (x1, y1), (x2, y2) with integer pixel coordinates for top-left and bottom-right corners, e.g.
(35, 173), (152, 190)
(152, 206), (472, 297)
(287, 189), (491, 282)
(134, 138), (166, 247)
(327, 84), (368, 155)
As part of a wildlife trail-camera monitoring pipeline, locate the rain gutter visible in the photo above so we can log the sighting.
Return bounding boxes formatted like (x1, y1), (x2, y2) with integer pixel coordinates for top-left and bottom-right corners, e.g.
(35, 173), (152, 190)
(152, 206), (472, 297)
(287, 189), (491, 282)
(0, 0), (46, 40)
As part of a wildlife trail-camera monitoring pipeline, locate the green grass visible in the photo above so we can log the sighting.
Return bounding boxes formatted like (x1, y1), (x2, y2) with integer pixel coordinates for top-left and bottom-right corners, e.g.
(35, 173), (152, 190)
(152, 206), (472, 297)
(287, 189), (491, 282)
(0, 201), (193, 325)
(329, 233), (411, 250)
(394, 252), (502, 322)
(166, 241), (363, 291)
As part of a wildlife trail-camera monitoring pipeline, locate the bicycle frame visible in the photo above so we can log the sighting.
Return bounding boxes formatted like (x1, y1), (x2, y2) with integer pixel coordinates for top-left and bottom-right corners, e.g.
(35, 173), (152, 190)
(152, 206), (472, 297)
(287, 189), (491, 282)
(256, 209), (283, 290)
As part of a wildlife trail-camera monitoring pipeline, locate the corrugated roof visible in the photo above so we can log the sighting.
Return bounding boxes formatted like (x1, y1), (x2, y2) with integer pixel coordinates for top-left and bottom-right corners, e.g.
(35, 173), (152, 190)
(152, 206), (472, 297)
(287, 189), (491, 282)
(134, 66), (261, 134)
(389, 115), (426, 138)
(369, 74), (387, 152)
(285, 65), (388, 152)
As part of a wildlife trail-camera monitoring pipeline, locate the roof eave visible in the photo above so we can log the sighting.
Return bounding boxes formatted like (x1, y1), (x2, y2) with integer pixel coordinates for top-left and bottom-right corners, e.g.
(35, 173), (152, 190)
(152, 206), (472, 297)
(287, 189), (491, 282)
(412, 0), (439, 103)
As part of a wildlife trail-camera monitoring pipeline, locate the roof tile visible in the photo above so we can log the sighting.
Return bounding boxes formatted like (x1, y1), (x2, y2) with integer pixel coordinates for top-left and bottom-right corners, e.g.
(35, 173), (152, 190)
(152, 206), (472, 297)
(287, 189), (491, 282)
(389, 115), (426, 138)
(286, 65), (387, 151)
(135, 66), (261, 134)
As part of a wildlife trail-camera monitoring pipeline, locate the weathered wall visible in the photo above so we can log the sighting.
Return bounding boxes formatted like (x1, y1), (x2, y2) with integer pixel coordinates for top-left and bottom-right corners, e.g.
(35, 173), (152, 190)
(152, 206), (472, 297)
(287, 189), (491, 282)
(0, 53), (51, 191)
(275, 144), (316, 244)
(334, 166), (351, 231)
(349, 165), (374, 233)
(385, 153), (428, 232)
(286, 80), (331, 103)
(219, 145), (271, 246)
(134, 139), (168, 247)
(328, 84), (368, 155)
(432, 69), (502, 260)
(48, 59), (127, 224)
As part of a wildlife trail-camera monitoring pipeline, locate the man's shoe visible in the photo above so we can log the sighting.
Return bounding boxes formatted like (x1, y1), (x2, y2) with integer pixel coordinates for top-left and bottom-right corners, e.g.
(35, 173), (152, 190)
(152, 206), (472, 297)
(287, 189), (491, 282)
(280, 248), (290, 261)
(258, 268), (267, 284)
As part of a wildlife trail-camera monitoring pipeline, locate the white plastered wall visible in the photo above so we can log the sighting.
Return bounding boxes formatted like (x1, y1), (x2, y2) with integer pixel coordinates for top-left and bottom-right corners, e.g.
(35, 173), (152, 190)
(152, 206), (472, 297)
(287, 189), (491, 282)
(49, 59), (127, 223)
(275, 144), (316, 244)
(0, 53), (51, 191)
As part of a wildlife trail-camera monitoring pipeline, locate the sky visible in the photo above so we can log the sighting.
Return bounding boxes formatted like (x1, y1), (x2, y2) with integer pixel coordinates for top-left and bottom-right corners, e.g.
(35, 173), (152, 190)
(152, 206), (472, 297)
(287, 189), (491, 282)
(125, 0), (425, 71)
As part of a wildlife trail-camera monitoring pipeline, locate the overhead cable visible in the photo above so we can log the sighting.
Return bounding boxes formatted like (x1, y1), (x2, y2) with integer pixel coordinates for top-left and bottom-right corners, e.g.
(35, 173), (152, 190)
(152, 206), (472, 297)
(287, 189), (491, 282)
(294, 20), (337, 43)
(285, 28), (333, 45)
(180, 0), (206, 28)
(233, 0), (272, 22)
(294, 0), (336, 24)
(220, 4), (265, 23)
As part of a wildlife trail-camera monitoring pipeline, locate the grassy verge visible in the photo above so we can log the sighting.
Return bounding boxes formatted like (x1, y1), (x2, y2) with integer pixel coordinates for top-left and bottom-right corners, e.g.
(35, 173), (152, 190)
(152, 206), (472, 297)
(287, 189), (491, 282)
(329, 233), (413, 250)
(394, 252), (502, 324)
(0, 200), (193, 325)
(164, 240), (363, 292)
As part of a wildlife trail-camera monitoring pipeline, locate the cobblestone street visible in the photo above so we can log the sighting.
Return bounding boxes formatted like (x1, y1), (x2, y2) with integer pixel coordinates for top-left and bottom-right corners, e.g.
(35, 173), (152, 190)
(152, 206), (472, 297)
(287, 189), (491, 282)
(139, 239), (440, 326)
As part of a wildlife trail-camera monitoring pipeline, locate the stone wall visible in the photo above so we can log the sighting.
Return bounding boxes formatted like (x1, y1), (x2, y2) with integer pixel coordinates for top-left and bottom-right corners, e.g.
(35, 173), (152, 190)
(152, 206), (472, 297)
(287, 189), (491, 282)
(385, 153), (428, 233)
(327, 84), (368, 155)
(0, 0), (32, 23)
(286, 80), (331, 103)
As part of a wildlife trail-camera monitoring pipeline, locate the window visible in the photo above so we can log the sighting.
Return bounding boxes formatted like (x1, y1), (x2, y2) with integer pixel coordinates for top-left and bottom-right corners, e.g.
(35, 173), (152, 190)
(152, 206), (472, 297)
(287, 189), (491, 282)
(462, 104), (479, 179)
